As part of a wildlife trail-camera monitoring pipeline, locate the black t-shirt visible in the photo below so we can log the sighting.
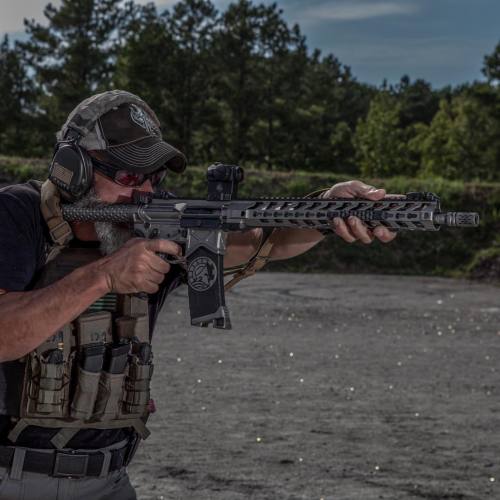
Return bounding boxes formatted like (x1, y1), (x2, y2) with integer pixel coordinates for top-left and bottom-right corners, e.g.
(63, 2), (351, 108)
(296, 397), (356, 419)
(0, 182), (184, 449)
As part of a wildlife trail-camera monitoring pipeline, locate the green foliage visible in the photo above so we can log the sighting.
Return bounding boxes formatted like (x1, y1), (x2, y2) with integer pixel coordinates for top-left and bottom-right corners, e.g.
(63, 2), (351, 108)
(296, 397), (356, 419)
(354, 93), (418, 177)
(483, 40), (500, 83)
(0, 0), (499, 186)
(19, 0), (135, 135)
(0, 155), (48, 182)
(414, 87), (500, 181)
(0, 36), (41, 155)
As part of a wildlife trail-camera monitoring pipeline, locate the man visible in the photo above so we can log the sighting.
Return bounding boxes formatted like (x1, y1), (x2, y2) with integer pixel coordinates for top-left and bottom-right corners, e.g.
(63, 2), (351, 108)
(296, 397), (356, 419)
(0, 90), (395, 499)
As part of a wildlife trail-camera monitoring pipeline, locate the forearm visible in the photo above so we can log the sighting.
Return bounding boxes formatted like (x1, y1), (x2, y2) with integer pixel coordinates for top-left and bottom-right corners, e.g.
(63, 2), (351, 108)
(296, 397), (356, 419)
(267, 228), (324, 260)
(0, 261), (110, 362)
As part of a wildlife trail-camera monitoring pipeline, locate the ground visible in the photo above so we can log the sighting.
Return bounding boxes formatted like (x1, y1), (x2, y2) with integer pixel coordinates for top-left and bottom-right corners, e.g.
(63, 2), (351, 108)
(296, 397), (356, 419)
(128, 273), (500, 500)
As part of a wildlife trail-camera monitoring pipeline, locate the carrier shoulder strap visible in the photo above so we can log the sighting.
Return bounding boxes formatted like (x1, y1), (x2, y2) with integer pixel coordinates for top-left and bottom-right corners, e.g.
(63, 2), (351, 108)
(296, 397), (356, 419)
(40, 179), (74, 261)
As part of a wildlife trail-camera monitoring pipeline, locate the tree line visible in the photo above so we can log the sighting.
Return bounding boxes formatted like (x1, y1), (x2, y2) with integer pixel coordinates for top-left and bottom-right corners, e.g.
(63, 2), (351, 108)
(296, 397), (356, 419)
(1, 0), (500, 181)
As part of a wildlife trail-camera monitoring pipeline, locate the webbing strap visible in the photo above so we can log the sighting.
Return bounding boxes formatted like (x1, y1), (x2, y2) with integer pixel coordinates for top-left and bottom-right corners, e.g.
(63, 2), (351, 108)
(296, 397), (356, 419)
(7, 420), (29, 443)
(224, 229), (282, 291)
(51, 428), (79, 450)
(8, 417), (150, 447)
(304, 187), (330, 199)
(40, 179), (73, 248)
(9, 447), (26, 480)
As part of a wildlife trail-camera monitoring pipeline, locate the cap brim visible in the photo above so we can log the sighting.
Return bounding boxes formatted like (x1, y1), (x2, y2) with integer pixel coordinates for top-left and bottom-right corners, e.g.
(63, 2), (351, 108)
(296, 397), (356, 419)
(98, 136), (187, 174)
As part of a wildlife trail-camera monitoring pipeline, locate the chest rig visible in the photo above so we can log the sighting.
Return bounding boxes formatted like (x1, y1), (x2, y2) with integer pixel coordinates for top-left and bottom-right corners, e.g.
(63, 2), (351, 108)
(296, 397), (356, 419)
(9, 245), (154, 449)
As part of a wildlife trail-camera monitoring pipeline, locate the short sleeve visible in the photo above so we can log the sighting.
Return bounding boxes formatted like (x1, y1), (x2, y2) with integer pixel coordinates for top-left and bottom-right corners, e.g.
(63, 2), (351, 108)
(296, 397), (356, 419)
(0, 184), (47, 292)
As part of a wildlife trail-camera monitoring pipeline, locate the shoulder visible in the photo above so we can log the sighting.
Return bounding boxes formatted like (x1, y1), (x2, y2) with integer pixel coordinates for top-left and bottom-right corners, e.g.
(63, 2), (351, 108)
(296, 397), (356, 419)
(0, 180), (48, 244)
(0, 181), (49, 291)
(0, 181), (42, 217)
(0, 180), (42, 202)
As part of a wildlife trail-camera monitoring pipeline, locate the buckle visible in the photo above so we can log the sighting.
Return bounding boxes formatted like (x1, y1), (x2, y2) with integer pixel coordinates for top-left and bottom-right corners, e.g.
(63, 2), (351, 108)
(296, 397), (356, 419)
(49, 219), (72, 245)
(53, 451), (89, 478)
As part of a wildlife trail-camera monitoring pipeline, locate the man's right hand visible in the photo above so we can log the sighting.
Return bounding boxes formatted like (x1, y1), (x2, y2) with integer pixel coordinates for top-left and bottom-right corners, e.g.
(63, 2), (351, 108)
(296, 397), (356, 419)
(97, 238), (182, 294)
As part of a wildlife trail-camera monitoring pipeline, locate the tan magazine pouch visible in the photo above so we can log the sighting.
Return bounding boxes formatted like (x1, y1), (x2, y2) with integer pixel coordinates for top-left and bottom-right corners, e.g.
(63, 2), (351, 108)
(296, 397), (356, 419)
(70, 312), (113, 420)
(24, 325), (74, 418)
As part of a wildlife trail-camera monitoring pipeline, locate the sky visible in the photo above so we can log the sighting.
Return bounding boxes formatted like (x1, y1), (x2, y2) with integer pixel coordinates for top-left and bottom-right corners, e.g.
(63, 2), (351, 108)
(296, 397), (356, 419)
(1, 0), (499, 88)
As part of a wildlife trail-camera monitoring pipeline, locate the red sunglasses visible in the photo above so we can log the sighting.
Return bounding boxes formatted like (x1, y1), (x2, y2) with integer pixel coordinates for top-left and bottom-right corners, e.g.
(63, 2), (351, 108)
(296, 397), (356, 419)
(91, 158), (167, 187)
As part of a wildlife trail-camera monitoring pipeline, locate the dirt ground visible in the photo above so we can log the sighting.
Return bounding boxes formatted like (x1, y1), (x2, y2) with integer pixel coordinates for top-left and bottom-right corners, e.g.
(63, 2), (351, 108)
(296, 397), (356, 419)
(128, 273), (500, 500)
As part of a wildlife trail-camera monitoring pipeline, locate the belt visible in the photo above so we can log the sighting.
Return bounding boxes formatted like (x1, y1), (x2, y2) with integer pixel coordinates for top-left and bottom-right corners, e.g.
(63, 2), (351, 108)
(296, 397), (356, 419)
(0, 435), (140, 478)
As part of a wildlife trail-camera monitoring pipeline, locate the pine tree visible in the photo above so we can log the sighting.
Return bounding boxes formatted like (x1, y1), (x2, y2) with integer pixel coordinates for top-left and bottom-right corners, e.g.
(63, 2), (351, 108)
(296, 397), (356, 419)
(0, 36), (40, 155)
(483, 41), (500, 84)
(20, 0), (133, 132)
(213, 0), (265, 163)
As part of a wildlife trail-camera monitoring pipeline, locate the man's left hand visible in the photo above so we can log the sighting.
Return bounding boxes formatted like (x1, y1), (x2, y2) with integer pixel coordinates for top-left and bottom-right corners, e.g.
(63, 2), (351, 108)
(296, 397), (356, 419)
(321, 180), (397, 244)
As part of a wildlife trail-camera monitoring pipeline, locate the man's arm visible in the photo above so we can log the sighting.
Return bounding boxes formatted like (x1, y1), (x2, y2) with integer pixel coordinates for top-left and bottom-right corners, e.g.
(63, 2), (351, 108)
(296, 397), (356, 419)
(0, 238), (181, 362)
(0, 263), (109, 362)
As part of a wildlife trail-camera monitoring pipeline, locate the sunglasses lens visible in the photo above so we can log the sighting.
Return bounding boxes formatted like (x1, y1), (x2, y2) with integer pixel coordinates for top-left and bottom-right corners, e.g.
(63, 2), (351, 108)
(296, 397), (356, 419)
(114, 171), (145, 187)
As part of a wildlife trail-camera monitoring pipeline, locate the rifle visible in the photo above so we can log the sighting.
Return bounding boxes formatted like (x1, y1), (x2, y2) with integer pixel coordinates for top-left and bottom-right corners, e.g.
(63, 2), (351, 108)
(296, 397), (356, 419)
(61, 163), (480, 330)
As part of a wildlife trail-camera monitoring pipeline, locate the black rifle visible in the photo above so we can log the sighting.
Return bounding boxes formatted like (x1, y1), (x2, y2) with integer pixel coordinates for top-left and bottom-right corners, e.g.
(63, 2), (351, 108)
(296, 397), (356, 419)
(62, 163), (480, 330)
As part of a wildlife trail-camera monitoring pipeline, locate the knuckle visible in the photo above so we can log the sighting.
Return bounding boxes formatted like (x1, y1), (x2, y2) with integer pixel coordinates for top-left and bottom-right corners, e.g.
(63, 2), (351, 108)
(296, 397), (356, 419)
(133, 262), (145, 274)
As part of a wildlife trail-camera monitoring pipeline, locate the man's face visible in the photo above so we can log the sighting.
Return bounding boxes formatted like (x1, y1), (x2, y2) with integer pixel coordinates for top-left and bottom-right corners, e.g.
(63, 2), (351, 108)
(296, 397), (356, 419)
(73, 154), (157, 255)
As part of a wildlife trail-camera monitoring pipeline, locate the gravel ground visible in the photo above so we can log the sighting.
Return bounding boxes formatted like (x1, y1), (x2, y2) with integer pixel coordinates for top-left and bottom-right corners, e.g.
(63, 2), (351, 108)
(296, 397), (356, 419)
(128, 273), (500, 500)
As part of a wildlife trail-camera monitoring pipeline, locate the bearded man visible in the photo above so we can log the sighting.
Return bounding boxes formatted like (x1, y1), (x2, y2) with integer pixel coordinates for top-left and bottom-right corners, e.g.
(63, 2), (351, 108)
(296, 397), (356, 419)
(0, 90), (395, 499)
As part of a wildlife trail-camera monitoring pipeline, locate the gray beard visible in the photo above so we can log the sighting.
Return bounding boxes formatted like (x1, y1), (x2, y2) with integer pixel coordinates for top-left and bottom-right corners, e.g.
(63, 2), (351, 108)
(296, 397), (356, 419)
(72, 187), (131, 255)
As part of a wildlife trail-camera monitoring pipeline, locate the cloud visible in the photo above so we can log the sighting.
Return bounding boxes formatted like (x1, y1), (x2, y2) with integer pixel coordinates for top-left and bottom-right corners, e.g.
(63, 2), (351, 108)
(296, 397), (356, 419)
(0, 0), (60, 34)
(302, 1), (418, 22)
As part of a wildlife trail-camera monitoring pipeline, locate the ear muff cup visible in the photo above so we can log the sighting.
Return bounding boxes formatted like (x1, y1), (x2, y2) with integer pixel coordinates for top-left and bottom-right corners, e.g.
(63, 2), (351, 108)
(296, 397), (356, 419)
(49, 142), (94, 201)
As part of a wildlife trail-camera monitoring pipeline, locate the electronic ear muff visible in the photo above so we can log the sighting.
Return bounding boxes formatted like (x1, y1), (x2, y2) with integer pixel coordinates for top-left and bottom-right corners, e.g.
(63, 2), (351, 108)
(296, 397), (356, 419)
(48, 130), (94, 202)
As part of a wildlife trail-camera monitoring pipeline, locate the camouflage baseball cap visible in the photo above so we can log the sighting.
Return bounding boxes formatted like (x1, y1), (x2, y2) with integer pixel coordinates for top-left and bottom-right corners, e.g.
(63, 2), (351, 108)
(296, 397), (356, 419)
(57, 90), (186, 174)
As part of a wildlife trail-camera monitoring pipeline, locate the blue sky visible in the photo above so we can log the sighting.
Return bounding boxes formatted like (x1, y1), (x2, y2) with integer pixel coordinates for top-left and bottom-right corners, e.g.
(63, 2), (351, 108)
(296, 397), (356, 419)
(2, 0), (499, 88)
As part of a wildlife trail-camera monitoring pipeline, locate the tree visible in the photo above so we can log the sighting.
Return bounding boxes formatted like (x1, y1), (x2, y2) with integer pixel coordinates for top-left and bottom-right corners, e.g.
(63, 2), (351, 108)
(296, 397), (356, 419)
(116, 0), (221, 163)
(20, 0), (133, 134)
(483, 41), (500, 84)
(212, 0), (271, 163)
(166, 0), (220, 161)
(247, 7), (306, 169)
(0, 36), (40, 155)
(414, 88), (500, 181)
(394, 75), (439, 127)
(354, 92), (418, 177)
